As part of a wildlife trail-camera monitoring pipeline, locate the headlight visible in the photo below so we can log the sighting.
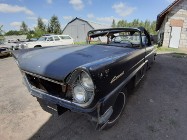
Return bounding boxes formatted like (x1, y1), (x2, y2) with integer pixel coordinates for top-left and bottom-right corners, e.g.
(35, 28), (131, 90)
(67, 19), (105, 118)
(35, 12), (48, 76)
(80, 72), (94, 90)
(71, 71), (94, 106)
(73, 85), (87, 103)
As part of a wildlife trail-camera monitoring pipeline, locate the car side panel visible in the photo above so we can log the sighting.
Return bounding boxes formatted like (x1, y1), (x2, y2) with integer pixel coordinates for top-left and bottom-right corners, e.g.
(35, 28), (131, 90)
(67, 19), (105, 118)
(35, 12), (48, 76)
(145, 45), (156, 67)
(88, 48), (146, 114)
(89, 48), (146, 100)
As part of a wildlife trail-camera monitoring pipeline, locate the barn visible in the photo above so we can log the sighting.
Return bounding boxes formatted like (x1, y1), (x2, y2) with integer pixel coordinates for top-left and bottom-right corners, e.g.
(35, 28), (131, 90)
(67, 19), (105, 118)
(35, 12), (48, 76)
(62, 17), (109, 42)
(156, 0), (187, 48)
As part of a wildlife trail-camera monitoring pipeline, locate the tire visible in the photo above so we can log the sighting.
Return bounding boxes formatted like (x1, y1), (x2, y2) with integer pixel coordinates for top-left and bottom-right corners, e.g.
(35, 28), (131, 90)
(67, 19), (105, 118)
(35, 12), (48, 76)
(104, 91), (126, 129)
(34, 45), (42, 48)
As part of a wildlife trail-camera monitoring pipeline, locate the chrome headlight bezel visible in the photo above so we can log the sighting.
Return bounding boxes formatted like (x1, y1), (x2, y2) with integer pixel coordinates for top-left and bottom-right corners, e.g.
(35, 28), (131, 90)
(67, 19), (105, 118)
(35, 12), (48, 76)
(71, 70), (95, 107)
(72, 84), (87, 104)
(80, 71), (94, 90)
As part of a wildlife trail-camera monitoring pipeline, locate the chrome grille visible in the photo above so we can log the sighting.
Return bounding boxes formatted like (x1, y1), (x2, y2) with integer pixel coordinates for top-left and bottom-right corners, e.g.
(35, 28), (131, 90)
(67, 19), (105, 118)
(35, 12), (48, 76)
(24, 71), (70, 99)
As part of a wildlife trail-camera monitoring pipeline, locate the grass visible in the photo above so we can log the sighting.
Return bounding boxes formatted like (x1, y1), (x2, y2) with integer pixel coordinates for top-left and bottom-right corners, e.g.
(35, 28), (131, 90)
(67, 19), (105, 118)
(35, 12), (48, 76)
(74, 42), (87, 45)
(74, 41), (103, 45)
(157, 46), (187, 58)
(157, 46), (187, 53)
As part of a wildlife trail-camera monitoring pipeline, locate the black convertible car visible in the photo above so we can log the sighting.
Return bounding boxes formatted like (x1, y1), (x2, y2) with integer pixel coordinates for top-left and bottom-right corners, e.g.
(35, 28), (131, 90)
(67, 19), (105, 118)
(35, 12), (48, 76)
(12, 27), (156, 130)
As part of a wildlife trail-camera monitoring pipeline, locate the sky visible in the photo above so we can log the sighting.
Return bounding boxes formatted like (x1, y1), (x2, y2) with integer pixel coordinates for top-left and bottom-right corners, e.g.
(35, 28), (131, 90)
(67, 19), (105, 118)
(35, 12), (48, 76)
(0, 0), (175, 32)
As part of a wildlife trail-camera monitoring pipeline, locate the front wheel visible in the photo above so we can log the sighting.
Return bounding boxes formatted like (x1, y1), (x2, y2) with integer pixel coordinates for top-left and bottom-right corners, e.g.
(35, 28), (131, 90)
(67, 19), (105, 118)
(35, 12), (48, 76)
(104, 91), (126, 129)
(34, 45), (42, 48)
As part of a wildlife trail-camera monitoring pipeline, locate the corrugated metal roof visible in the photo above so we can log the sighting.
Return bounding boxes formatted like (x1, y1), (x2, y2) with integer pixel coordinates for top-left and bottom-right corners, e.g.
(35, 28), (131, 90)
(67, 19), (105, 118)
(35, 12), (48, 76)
(86, 20), (110, 29)
(62, 17), (110, 32)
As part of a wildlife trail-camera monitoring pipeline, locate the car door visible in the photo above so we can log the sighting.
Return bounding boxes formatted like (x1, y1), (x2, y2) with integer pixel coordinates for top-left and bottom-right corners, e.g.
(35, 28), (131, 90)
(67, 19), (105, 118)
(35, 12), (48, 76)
(53, 36), (61, 46)
(45, 37), (55, 47)
(143, 35), (155, 67)
(59, 35), (73, 45)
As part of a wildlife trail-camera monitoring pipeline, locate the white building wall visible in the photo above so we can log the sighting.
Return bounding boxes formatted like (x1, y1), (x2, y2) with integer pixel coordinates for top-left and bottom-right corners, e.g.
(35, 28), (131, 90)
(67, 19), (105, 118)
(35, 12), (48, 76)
(159, 0), (187, 48)
(63, 19), (93, 42)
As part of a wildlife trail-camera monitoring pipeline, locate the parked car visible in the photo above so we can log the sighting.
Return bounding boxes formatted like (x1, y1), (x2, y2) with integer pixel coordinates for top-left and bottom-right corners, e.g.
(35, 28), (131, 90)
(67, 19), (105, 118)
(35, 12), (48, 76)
(0, 41), (17, 50)
(0, 46), (10, 57)
(0, 47), (10, 57)
(12, 27), (156, 130)
(28, 38), (38, 42)
(19, 35), (74, 49)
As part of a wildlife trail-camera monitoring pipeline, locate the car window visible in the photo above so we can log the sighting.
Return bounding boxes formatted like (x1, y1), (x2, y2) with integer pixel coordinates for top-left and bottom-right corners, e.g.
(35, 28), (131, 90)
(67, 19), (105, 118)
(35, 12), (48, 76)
(47, 37), (54, 41)
(38, 37), (47, 41)
(59, 36), (71, 40)
(53, 36), (60, 41)
(112, 35), (141, 45)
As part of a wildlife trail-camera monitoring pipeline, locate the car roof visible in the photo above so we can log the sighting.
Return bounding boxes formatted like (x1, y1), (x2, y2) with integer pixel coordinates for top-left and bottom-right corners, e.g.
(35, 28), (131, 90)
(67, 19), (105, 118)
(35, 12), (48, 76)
(42, 34), (70, 37)
(88, 27), (149, 38)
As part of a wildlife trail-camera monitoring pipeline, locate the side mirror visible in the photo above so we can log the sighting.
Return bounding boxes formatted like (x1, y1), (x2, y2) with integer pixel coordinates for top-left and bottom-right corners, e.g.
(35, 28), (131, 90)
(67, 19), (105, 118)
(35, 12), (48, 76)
(145, 39), (149, 46)
(150, 35), (158, 45)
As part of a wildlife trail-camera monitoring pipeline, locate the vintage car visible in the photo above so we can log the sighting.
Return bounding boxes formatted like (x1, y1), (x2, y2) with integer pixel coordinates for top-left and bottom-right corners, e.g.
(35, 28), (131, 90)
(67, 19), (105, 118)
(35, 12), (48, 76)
(0, 42), (11, 57)
(0, 47), (10, 57)
(12, 27), (156, 130)
(19, 34), (74, 49)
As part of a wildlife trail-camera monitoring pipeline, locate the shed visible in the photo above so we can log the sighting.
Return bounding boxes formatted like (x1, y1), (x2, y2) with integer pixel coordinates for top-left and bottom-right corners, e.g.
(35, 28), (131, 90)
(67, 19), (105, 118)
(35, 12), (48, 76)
(62, 17), (109, 42)
(156, 0), (187, 48)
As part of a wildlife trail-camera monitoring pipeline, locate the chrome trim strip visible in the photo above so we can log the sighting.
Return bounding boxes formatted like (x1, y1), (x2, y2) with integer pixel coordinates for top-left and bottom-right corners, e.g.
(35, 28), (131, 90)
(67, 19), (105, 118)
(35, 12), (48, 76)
(22, 70), (66, 86)
(145, 49), (157, 59)
(24, 75), (72, 104)
(24, 73), (92, 108)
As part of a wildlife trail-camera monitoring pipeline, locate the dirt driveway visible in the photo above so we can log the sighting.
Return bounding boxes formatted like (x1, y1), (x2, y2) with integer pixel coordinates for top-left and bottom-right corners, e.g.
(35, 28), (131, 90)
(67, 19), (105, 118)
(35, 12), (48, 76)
(0, 53), (187, 140)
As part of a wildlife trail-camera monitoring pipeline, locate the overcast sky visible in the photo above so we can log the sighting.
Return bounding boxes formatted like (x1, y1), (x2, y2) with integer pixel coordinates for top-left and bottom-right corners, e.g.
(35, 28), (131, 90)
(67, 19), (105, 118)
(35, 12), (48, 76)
(0, 0), (175, 31)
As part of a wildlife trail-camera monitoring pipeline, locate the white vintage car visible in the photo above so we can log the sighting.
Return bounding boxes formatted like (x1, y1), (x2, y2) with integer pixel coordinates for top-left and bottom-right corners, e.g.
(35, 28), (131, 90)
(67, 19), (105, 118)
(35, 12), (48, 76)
(20, 35), (74, 49)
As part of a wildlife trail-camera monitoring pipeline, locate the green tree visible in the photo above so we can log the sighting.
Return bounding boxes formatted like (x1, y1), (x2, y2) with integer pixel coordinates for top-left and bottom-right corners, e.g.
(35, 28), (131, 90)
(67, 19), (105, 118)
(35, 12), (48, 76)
(47, 23), (51, 33)
(0, 25), (3, 35)
(150, 21), (157, 35)
(132, 19), (139, 27)
(32, 17), (47, 38)
(111, 19), (116, 28)
(20, 21), (28, 34)
(115, 19), (157, 35)
(48, 15), (62, 34)
(37, 17), (46, 31)
(5, 30), (22, 35)
(144, 20), (151, 32)
(33, 27), (46, 38)
(0, 25), (4, 41)
(27, 30), (35, 39)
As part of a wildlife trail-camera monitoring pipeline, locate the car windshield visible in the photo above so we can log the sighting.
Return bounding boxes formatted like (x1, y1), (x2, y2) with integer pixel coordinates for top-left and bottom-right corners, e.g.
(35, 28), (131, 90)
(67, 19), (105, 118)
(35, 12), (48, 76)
(111, 34), (140, 44)
(88, 29), (142, 48)
(37, 37), (47, 41)
(0, 41), (5, 45)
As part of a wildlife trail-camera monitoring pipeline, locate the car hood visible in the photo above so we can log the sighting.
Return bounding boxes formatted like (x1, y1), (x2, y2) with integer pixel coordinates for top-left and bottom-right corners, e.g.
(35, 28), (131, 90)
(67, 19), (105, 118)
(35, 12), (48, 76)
(16, 45), (135, 81)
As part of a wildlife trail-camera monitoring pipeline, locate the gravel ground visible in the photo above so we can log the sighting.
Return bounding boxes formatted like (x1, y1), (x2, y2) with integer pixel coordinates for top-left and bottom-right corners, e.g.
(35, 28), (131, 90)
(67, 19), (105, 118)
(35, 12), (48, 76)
(0, 53), (187, 140)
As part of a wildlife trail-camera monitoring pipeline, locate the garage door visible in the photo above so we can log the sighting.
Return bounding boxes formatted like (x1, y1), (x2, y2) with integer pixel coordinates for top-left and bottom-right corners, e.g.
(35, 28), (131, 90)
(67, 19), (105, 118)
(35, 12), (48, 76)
(71, 25), (77, 42)
(77, 24), (86, 42)
(169, 27), (181, 48)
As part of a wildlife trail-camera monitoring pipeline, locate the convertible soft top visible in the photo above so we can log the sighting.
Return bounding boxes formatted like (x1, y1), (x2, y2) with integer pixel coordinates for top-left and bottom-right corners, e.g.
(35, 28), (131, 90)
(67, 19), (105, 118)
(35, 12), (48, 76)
(87, 27), (150, 38)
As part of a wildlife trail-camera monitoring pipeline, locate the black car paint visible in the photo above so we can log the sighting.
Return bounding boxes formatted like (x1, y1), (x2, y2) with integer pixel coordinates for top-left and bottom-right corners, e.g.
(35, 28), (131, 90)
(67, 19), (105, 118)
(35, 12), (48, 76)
(15, 45), (135, 82)
(12, 27), (156, 129)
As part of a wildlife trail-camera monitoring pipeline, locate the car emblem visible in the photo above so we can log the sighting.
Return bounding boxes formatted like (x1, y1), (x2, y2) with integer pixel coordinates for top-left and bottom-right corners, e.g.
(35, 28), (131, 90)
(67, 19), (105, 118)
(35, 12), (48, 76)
(110, 71), (124, 84)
